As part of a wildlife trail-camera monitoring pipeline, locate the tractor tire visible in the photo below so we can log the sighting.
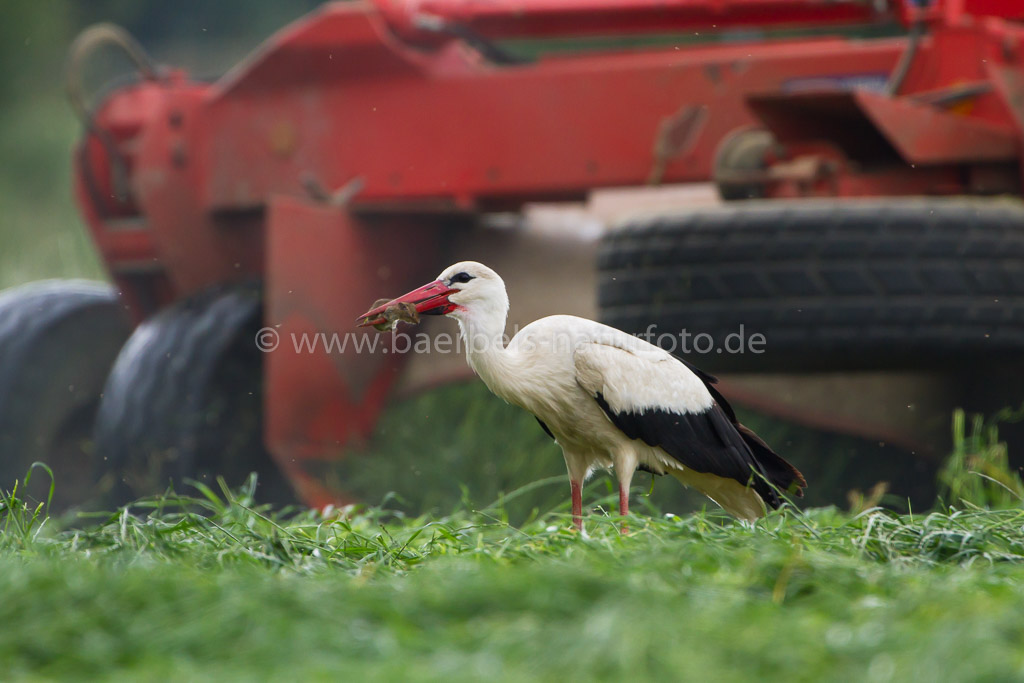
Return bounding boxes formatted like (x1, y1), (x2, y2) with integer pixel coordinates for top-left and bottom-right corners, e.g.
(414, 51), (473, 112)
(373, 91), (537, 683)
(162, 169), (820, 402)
(598, 198), (1024, 372)
(93, 283), (294, 506)
(0, 280), (130, 509)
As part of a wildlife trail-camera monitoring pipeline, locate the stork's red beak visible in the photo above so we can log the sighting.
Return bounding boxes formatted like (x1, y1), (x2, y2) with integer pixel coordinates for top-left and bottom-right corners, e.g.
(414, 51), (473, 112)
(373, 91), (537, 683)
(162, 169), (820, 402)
(356, 280), (458, 327)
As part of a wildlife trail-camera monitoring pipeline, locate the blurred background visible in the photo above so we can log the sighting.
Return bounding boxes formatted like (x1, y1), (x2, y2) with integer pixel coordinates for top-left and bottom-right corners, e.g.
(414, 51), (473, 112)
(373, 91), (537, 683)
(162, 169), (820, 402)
(0, 1), (321, 290)
(2, 0), (1022, 521)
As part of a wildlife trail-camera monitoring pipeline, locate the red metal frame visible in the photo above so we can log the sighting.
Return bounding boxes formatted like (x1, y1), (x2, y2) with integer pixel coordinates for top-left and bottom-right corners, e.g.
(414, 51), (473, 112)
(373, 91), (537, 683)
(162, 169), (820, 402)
(71, 0), (1024, 505)
(373, 0), (895, 43)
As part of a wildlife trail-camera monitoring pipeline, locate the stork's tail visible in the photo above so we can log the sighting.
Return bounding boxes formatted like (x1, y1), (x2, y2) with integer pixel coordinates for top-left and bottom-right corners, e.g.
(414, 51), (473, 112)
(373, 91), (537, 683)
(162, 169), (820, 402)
(738, 423), (807, 508)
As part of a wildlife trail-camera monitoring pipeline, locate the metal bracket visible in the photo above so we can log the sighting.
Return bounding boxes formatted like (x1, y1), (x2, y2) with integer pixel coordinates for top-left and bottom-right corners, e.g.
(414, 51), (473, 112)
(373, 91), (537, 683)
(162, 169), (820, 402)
(301, 174), (366, 207)
(648, 105), (707, 185)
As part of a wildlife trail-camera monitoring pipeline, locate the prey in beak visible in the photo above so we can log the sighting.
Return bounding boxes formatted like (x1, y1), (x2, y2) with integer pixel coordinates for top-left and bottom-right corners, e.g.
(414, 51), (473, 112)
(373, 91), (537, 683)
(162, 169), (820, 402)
(357, 280), (458, 330)
(359, 299), (420, 331)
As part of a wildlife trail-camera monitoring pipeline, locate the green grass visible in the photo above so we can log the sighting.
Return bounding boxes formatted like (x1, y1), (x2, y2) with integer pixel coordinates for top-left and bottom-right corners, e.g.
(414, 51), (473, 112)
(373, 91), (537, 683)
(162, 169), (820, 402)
(4, 468), (1024, 681)
(0, 93), (105, 290)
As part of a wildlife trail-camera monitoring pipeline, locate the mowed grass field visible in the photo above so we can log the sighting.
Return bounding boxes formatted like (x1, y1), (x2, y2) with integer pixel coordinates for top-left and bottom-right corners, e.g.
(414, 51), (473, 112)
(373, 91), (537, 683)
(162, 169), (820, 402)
(3, 470), (1024, 681)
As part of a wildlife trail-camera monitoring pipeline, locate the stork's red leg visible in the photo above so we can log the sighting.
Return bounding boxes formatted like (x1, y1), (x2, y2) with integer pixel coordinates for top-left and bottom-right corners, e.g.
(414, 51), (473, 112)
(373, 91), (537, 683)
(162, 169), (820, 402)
(618, 482), (631, 534)
(570, 480), (583, 531)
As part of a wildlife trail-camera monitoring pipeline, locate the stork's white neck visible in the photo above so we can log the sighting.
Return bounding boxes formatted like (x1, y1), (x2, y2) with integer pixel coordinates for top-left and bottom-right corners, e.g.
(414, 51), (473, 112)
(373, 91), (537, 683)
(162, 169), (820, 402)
(455, 301), (516, 399)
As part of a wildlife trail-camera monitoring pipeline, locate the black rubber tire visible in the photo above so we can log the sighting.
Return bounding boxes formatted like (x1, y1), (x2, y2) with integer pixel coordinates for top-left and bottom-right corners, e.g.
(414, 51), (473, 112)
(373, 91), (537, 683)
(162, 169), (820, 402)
(93, 283), (294, 506)
(599, 198), (1024, 372)
(0, 280), (131, 509)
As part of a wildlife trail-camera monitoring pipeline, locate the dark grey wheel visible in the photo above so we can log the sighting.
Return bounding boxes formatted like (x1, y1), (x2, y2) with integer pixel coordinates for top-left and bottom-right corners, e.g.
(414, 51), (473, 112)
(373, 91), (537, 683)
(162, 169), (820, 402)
(93, 283), (294, 505)
(0, 280), (131, 509)
(599, 198), (1024, 372)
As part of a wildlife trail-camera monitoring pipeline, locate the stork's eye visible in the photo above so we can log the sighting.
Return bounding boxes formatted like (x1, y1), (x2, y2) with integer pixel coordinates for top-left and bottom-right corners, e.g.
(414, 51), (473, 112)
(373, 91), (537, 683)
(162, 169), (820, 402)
(449, 272), (475, 285)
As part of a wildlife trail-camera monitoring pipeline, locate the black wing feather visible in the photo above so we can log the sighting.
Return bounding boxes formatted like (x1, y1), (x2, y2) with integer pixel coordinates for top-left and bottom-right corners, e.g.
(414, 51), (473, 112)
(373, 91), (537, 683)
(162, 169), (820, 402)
(676, 357), (739, 422)
(594, 391), (805, 508)
(574, 342), (805, 507)
(673, 357), (805, 499)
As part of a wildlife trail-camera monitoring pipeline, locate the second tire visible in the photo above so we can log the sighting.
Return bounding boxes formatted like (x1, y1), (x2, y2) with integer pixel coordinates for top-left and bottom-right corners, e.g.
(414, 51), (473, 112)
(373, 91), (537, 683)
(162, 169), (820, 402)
(93, 283), (293, 505)
(599, 198), (1024, 372)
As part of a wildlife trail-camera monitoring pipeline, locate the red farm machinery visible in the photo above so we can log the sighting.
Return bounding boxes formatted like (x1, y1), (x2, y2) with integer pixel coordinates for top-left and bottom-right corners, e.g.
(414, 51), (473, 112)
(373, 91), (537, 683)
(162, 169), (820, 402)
(2, 0), (1024, 509)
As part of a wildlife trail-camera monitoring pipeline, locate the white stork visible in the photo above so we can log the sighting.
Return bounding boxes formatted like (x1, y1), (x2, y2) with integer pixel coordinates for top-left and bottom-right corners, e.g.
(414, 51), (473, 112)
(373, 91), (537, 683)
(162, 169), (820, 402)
(358, 261), (805, 529)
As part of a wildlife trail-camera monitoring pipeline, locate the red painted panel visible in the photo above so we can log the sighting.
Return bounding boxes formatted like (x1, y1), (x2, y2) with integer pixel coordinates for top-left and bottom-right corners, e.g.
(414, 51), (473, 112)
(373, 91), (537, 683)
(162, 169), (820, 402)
(373, 0), (891, 43)
(264, 196), (443, 501)
(856, 90), (1019, 164)
(199, 5), (905, 210)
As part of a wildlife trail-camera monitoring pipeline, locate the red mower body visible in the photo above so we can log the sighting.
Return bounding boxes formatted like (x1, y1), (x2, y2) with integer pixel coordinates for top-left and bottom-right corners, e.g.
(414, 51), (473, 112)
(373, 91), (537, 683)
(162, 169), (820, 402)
(71, 0), (1024, 506)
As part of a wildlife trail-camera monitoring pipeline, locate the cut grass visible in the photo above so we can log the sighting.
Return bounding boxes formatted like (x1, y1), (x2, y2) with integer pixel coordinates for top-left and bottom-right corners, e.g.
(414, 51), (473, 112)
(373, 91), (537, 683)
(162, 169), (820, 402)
(4, 408), (1024, 680)
(4, 475), (1024, 680)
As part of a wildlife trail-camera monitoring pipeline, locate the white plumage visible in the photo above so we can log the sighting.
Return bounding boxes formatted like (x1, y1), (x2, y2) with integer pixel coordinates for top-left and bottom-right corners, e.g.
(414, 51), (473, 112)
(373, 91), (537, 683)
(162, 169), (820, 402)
(359, 261), (805, 530)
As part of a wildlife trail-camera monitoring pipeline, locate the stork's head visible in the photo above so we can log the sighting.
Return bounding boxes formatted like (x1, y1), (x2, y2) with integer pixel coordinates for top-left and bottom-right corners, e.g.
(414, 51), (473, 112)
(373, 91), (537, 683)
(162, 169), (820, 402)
(357, 261), (508, 328)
